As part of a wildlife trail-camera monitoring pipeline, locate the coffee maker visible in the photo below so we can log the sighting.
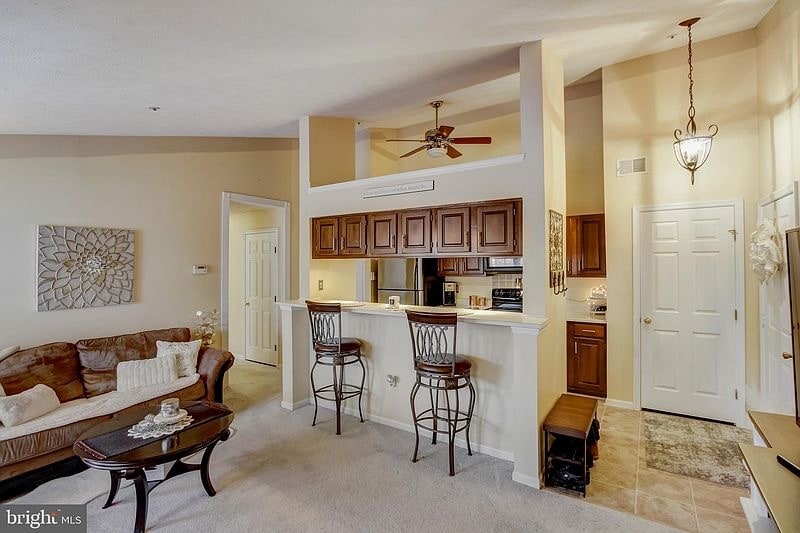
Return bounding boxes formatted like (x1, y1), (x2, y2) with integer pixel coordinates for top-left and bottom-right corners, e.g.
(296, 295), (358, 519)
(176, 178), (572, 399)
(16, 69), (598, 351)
(442, 282), (457, 306)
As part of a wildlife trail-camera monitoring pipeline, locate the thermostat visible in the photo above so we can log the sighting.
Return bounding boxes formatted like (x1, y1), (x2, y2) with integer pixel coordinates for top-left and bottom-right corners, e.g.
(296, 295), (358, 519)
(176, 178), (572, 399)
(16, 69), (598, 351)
(192, 265), (208, 275)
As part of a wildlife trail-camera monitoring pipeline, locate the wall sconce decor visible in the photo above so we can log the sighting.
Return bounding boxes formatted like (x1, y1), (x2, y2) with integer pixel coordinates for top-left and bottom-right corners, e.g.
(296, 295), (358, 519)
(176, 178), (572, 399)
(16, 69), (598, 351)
(673, 17), (718, 185)
(549, 210), (567, 295)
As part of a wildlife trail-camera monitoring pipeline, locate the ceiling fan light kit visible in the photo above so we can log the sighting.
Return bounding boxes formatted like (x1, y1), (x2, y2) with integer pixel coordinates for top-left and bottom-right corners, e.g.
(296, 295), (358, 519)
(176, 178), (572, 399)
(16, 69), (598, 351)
(386, 100), (492, 159)
(673, 17), (718, 185)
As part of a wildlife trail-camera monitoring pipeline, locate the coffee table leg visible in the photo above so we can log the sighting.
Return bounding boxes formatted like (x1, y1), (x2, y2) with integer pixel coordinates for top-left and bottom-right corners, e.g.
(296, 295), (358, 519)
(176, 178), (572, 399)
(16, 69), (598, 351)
(200, 428), (230, 497)
(126, 469), (149, 533)
(103, 470), (122, 509)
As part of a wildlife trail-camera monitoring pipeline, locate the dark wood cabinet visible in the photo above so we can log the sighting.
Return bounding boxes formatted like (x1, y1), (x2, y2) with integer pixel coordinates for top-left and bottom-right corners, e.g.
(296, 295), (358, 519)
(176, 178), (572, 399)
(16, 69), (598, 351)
(567, 321), (607, 398)
(437, 257), (485, 277)
(475, 201), (519, 255)
(312, 217), (339, 257)
(567, 214), (606, 277)
(339, 215), (367, 257)
(399, 209), (432, 255)
(435, 206), (472, 254)
(367, 213), (398, 256)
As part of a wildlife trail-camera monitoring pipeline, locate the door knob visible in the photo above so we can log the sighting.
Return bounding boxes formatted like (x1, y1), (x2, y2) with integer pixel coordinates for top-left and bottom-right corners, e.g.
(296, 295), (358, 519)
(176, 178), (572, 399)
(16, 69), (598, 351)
(783, 352), (793, 359)
(245, 302), (250, 307)
(643, 317), (652, 325)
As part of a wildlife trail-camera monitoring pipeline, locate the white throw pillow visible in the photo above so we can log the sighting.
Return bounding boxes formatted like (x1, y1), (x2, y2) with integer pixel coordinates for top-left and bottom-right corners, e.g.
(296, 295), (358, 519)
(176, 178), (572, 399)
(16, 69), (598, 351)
(0, 345), (20, 363)
(117, 353), (179, 392)
(0, 382), (5, 397)
(0, 384), (60, 427)
(156, 339), (201, 377)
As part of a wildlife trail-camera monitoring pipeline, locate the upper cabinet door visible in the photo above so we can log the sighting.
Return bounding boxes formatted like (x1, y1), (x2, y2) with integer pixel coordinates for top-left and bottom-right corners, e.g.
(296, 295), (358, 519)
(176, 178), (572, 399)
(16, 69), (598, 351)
(461, 257), (485, 276)
(474, 201), (519, 255)
(435, 206), (472, 254)
(437, 257), (460, 276)
(339, 215), (367, 257)
(567, 214), (606, 277)
(312, 217), (339, 258)
(399, 209), (432, 255)
(367, 213), (398, 256)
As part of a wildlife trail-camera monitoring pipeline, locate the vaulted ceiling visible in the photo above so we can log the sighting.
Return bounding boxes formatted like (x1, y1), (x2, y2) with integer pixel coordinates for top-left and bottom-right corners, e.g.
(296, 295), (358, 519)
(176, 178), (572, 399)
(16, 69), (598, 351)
(0, 0), (774, 137)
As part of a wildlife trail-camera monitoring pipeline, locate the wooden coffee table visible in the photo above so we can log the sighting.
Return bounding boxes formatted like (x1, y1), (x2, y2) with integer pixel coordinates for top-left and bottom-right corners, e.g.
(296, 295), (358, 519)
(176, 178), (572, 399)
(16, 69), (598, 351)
(74, 401), (234, 533)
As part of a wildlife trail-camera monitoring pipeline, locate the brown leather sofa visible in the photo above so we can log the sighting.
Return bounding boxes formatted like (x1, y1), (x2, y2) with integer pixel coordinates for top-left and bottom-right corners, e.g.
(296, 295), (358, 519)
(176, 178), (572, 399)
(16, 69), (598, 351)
(0, 327), (234, 484)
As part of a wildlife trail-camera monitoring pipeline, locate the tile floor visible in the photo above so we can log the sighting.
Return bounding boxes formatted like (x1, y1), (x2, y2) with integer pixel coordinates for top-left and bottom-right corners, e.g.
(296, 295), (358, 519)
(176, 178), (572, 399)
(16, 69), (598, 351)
(568, 402), (751, 532)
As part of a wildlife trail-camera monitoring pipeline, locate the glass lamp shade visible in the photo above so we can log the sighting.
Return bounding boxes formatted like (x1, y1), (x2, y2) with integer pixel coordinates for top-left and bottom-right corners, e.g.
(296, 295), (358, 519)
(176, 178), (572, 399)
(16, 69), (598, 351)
(426, 146), (447, 158)
(673, 134), (714, 184)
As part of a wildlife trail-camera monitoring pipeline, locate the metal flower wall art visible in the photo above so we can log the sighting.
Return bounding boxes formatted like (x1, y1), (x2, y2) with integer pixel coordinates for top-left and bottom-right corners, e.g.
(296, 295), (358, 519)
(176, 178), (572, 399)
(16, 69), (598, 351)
(37, 225), (135, 311)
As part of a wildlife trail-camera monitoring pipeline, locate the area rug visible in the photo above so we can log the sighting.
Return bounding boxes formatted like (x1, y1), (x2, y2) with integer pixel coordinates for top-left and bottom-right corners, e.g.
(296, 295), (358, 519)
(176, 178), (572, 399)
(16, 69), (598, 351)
(643, 411), (752, 488)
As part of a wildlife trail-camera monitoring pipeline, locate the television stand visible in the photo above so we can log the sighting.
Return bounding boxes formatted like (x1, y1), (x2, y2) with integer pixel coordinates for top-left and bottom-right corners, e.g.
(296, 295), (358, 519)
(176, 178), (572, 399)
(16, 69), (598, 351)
(777, 454), (800, 478)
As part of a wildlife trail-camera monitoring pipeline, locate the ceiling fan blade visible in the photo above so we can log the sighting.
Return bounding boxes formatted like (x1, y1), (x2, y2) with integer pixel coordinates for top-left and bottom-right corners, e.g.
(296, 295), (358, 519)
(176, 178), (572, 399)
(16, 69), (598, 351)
(449, 136), (492, 144)
(385, 139), (425, 143)
(400, 145), (429, 158)
(438, 125), (455, 138)
(446, 145), (463, 158)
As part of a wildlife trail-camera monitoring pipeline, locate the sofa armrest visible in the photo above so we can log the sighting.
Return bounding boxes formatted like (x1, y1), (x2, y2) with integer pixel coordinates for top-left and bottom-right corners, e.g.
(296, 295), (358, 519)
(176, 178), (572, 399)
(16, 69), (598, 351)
(196, 347), (235, 402)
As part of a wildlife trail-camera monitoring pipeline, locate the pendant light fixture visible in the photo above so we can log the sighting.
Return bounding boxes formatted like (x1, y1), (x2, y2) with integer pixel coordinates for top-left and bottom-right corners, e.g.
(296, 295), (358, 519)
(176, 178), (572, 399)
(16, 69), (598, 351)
(673, 17), (718, 185)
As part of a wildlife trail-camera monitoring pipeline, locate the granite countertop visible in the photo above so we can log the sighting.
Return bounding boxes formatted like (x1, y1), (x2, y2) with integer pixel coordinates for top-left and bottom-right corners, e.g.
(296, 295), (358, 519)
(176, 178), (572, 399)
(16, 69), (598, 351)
(565, 302), (607, 324)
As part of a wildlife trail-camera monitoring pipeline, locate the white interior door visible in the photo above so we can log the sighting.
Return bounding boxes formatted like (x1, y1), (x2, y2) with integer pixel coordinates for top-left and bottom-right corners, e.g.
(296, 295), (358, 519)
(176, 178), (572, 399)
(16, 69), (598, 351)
(639, 205), (739, 422)
(758, 184), (797, 415)
(245, 230), (279, 365)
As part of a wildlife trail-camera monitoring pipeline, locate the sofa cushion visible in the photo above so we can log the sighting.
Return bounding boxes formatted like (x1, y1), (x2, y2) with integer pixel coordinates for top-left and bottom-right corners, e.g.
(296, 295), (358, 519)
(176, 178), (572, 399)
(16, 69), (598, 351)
(0, 375), (204, 466)
(0, 384), (61, 427)
(76, 332), (149, 397)
(0, 342), (84, 403)
(142, 328), (191, 357)
(117, 353), (179, 391)
(157, 339), (201, 377)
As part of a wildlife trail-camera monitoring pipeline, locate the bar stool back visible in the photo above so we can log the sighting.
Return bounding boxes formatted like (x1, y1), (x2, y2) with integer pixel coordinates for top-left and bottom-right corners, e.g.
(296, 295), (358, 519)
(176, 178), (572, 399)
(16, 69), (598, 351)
(306, 301), (366, 435)
(406, 310), (476, 476)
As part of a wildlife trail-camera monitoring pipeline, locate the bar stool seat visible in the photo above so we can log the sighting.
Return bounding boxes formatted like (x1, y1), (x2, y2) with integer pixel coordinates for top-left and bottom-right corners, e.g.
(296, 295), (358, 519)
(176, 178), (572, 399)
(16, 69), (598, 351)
(314, 337), (362, 354)
(416, 356), (472, 376)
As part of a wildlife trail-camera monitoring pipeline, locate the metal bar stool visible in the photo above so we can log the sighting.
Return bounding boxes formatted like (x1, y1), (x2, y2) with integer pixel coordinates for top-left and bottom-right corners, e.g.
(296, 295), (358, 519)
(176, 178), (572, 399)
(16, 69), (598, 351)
(405, 310), (476, 476)
(306, 301), (366, 435)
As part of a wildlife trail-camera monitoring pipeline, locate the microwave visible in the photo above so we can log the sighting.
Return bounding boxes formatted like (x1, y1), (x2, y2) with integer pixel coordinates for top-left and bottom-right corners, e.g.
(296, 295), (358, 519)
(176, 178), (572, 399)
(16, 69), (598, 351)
(485, 256), (523, 273)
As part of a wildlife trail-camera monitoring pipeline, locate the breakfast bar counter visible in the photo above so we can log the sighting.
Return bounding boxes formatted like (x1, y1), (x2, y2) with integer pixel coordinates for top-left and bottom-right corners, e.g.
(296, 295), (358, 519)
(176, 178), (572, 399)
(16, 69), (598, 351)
(278, 299), (551, 488)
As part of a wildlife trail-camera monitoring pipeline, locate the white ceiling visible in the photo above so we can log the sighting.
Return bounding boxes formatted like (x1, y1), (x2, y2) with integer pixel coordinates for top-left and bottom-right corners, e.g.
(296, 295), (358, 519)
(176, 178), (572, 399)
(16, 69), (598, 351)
(0, 0), (774, 137)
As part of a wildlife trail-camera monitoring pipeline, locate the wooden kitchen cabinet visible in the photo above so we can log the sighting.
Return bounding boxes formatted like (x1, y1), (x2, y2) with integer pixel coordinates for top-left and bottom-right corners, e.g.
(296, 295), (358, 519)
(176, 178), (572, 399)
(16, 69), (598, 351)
(312, 217), (339, 257)
(475, 201), (519, 255)
(435, 206), (472, 254)
(339, 215), (367, 257)
(367, 213), (398, 256)
(437, 257), (485, 277)
(399, 209), (432, 255)
(567, 321), (607, 398)
(567, 214), (606, 277)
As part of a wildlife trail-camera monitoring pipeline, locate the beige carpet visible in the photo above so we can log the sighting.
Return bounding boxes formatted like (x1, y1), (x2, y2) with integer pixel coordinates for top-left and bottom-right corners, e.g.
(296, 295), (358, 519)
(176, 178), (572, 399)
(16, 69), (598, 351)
(13, 361), (675, 532)
(643, 411), (752, 488)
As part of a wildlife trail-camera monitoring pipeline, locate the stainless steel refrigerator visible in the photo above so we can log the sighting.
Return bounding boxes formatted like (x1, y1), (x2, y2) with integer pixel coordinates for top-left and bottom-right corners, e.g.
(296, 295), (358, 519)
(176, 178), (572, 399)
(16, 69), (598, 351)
(376, 258), (424, 305)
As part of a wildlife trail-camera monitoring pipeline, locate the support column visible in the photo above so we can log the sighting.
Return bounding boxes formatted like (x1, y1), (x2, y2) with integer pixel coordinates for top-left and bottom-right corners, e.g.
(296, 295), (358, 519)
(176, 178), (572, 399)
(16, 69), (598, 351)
(280, 304), (310, 410)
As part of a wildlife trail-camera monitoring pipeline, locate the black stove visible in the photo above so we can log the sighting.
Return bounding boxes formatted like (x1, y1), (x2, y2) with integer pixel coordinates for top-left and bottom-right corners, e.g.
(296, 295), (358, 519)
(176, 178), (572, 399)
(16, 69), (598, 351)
(490, 288), (523, 313)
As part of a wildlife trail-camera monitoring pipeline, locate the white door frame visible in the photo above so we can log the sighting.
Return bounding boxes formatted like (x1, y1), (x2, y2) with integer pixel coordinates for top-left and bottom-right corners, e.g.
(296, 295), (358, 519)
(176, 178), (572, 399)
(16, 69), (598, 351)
(757, 181), (799, 412)
(632, 198), (746, 426)
(243, 228), (280, 365)
(221, 192), (291, 356)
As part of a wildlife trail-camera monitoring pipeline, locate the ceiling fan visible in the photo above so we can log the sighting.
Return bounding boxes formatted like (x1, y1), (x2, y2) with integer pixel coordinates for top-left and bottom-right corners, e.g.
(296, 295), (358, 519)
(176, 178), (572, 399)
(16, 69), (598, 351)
(386, 101), (492, 159)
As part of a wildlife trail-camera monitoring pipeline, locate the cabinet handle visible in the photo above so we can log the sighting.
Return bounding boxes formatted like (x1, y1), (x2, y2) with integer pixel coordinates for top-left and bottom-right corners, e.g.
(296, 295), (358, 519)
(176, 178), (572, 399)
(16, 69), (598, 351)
(574, 341), (577, 354)
(340, 236), (344, 250)
(403, 234), (407, 247)
(391, 235), (395, 248)
(580, 329), (594, 334)
(479, 231), (484, 246)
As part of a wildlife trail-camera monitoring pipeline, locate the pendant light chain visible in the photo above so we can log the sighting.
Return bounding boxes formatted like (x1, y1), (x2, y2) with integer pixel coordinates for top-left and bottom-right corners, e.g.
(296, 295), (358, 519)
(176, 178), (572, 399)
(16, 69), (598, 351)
(687, 23), (695, 128)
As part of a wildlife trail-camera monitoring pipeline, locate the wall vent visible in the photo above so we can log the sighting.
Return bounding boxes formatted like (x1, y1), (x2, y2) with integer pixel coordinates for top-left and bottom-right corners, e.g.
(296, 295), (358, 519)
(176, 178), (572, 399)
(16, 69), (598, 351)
(616, 156), (647, 176)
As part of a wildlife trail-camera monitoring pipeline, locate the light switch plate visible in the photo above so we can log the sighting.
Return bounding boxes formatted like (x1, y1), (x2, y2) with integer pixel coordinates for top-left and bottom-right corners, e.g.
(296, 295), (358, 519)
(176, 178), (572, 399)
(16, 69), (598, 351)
(318, 280), (324, 291)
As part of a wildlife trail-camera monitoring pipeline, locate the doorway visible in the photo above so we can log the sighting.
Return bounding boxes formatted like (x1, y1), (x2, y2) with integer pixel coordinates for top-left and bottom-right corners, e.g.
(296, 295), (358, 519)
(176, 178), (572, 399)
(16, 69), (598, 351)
(221, 192), (290, 367)
(633, 200), (745, 425)
(758, 183), (798, 414)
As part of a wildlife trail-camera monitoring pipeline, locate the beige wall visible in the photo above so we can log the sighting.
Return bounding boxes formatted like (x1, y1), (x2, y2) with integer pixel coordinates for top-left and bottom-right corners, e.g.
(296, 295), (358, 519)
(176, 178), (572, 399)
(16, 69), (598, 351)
(0, 135), (298, 350)
(602, 31), (761, 403)
(228, 206), (285, 357)
(308, 259), (359, 300)
(308, 116), (356, 186)
(757, 0), (800, 196)
(565, 81), (605, 215)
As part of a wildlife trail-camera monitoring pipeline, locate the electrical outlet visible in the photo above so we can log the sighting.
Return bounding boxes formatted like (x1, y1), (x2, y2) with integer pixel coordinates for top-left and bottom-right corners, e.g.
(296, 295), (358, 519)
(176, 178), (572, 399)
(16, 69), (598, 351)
(318, 280), (324, 291)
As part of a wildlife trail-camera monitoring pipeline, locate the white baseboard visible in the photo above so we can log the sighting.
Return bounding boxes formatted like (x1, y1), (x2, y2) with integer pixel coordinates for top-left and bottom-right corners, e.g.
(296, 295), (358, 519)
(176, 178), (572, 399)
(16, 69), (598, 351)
(604, 398), (637, 410)
(315, 401), (514, 462)
(511, 470), (541, 489)
(280, 399), (310, 411)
